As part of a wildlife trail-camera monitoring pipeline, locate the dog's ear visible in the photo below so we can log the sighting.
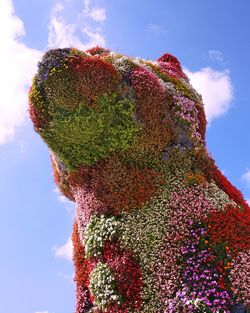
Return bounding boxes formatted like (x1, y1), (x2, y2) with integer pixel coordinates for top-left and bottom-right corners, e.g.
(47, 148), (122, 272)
(157, 52), (182, 67)
(157, 52), (189, 81)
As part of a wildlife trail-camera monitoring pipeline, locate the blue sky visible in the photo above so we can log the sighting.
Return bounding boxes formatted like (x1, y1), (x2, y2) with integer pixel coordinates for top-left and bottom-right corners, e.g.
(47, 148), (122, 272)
(0, 1), (250, 313)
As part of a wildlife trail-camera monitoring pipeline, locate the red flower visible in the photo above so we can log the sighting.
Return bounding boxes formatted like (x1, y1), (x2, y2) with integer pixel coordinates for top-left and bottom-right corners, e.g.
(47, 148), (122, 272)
(212, 166), (250, 211)
(71, 55), (120, 101)
(204, 204), (250, 255)
(130, 66), (173, 150)
(72, 222), (95, 287)
(157, 53), (188, 80)
(86, 46), (110, 56)
(103, 241), (143, 312)
(68, 154), (165, 215)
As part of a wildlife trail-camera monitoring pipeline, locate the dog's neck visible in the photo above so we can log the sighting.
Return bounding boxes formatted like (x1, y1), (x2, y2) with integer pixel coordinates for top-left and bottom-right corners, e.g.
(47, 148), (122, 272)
(70, 144), (212, 225)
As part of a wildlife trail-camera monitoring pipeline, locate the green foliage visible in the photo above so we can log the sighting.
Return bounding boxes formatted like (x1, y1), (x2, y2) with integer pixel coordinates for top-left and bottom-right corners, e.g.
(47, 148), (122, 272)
(41, 93), (140, 170)
(119, 149), (168, 173)
(43, 64), (85, 110)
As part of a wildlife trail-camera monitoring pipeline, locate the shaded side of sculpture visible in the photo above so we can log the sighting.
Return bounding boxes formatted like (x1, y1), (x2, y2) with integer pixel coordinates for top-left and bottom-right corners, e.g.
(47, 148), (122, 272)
(29, 46), (250, 313)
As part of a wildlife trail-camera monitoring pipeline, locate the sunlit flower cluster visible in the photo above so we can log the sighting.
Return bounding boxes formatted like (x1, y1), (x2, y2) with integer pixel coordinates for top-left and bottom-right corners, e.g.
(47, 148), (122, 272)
(156, 185), (215, 304)
(173, 94), (202, 141)
(84, 215), (120, 258)
(89, 262), (122, 310)
(180, 227), (232, 312)
(230, 251), (250, 307)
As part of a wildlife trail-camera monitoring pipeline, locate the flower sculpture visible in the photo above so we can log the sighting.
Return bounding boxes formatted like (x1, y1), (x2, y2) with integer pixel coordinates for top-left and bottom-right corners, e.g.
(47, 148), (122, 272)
(29, 46), (250, 313)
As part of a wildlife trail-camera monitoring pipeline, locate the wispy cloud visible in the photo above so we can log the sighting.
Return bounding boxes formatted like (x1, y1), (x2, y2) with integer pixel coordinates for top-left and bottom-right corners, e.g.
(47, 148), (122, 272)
(147, 23), (167, 34)
(53, 237), (73, 261)
(185, 67), (233, 123)
(209, 50), (224, 63)
(221, 169), (227, 175)
(58, 271), (74, 282)
(53, 187), (70, 204)
(48, 3), (86, 49)
(242, 169), (250, 185)
(35, 311), (50, 313)
(48, 0), (106, 49)
(89, 8), (106, 22)
(53, 187), (75, 216)
(0, 0), (41, 144)
(83, 0), (91, 13)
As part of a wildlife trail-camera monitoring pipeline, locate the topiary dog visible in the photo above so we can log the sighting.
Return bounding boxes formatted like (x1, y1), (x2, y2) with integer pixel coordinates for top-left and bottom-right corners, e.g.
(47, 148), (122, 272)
(29, 46), (250, 313)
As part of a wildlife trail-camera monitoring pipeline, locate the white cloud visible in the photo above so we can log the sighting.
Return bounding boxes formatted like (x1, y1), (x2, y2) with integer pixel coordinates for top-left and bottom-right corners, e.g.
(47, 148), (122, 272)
(58, 271), (74, 282)
(247, 199), (250, 205)
(89, 8), (106, 22)
(148, 23), (166, 34)
(242, 170), (250, 185)
(83, 0), (91, 13)
(48, 1), (106, 50)
(185, 67), (233, 123)
(82, 27), (105, 47)
(209, 50), (224, 63)
(52, 187), (75, 217)
(0, 0), (42, 144)
(53, 187), (68, 203)
(221, 169), (226, 175)
(35, 311), (55, 313)
(53, 237), (73, 261)
(48, 6), (86, 50)
(83, 0), (106, 21)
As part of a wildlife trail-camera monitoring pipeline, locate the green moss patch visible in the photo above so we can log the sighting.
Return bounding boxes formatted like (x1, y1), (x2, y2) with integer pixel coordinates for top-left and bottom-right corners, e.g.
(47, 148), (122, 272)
(41, 93), (140, 170)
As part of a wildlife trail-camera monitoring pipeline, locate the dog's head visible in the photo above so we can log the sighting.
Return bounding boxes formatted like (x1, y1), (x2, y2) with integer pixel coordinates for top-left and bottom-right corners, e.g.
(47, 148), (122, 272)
(29, 47), (206, 202)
